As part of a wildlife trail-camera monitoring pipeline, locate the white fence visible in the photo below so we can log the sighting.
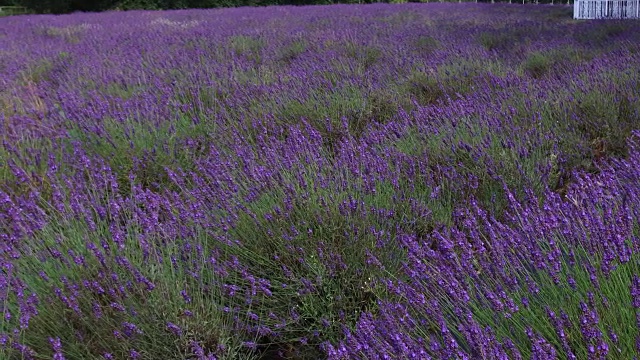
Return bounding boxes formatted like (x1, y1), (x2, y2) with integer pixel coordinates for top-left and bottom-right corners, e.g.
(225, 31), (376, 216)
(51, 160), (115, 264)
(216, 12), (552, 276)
(574, 0), (640, 18)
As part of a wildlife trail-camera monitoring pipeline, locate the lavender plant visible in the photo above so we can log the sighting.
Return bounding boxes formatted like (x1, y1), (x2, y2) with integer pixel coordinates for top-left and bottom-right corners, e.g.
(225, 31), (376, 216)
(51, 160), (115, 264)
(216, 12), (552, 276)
(326, 133), (640, 359)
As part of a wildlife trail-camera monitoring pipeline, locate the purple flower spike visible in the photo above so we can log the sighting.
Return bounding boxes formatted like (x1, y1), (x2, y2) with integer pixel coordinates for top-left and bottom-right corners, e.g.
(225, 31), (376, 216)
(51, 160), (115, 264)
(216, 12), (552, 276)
(49, 338), (65, 360)
(167, 322), (182, 336)
(631, 276), (640, 309)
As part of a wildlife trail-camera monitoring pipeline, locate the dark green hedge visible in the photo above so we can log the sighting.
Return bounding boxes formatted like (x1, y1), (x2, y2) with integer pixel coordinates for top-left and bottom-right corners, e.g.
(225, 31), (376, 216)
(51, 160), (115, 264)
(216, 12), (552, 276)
(10, 0), (414, 14)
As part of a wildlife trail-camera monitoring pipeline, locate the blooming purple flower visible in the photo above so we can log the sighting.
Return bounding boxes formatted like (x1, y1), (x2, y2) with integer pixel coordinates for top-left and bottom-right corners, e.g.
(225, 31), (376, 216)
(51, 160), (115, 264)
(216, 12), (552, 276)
(167, 322), (182, 336)
(129, 349), (141, 359)
(122, 322), (142, 338)
(631, 276), (640, 309)
(181, 290), (192, 303)
(49, 338), (65, 360)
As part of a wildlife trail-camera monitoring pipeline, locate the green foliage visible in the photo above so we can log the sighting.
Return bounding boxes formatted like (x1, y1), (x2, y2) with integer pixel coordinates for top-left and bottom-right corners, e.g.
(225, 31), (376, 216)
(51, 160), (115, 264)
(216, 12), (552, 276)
(14, 0), (410, 13)
(0, 138), (67, 199)
(204, 160), (408, 356)
(402, 57), (505, 106)
(412, 35), (440, 55)
(276, 39), (308, 64)
(0, 5), (28, 16)
(391, 116), (552, 221)
(234, 84), (398, 153)
(4, 217), (249, 359)
(67, 115), (211, 194)
(477, 26), (537, 54)
(113, 0), (164, 10)
(468, 247), (638, 358)
(229, 35), (265, 65)
(478, 31), (516, 52)
(402, 69), (445, 105)
(344, 43), (383, 71)
(522, 51), (552, 78)
(574, 22), (630, 46)
(394, 204), (640, 358)
(522, 47), (593, 79)
(17, 0), (70, 13)
(18, 59), (54, 85)
(573, 91), (640, 159)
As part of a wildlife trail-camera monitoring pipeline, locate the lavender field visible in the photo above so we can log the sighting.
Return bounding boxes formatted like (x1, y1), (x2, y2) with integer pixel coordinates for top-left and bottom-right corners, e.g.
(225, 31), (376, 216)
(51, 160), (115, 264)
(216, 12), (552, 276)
(1, 3), (640, 359)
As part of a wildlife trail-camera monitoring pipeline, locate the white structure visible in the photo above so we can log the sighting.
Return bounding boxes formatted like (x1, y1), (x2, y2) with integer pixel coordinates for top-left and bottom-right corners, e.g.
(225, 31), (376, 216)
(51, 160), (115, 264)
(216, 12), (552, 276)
(574, 0), (640, 18)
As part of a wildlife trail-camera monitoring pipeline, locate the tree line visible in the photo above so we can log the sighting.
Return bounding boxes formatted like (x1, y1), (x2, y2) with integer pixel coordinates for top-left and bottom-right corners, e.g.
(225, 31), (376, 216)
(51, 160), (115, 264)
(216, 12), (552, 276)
(1, 0), (416, 14)
(0, 0), (566, 15)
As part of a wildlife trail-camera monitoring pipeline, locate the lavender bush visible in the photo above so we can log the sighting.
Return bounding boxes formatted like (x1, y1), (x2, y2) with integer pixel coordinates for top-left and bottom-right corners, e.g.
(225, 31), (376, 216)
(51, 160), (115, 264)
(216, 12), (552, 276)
(1, 3), (640, 359)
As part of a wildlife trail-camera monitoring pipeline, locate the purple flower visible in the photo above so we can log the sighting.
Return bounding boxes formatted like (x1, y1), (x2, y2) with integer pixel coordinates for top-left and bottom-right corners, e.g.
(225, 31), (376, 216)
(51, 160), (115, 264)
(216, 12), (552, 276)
(247, 311), (259, 321)
(526, 328), (557, 360)
(0, 334), (8, 349)
(181, 290), (192, 303)
(110, 302), (126, 312)
(129, 349), (141, 359)
(631, 276), (640, 309)
(49, 338), (65, 360)
(167, 322), (182, 336)
(122, 322), (142, 338)
(242, 341), (257, 350)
